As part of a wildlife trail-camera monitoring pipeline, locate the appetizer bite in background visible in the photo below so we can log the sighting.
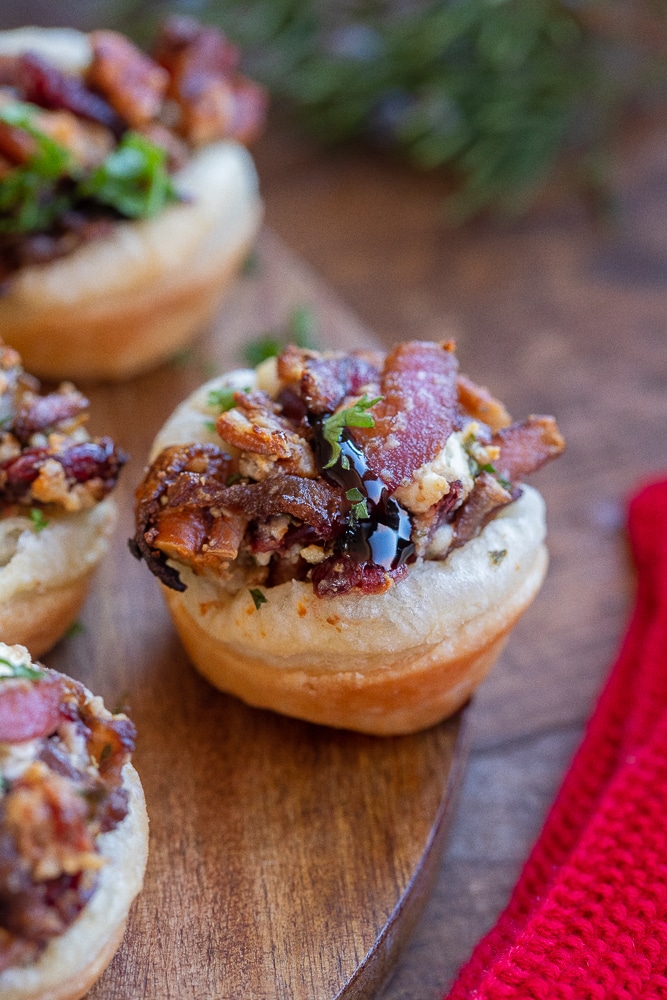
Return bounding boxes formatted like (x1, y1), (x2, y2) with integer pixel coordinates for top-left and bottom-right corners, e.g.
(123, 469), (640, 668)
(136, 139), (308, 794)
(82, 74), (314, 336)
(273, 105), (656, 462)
(0, 340), (125, 656)
(0, 17), (266, 381)
(0, 642), (148, 1000)
(131, 339), (565, 735)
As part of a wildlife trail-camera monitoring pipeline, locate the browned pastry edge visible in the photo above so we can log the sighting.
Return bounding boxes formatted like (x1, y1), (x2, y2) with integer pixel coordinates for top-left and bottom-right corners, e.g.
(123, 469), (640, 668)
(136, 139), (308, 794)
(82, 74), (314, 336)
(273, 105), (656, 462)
(163, 541), (548, 735)
(0, 576), (93, 660)
(0, 216), (259, 383)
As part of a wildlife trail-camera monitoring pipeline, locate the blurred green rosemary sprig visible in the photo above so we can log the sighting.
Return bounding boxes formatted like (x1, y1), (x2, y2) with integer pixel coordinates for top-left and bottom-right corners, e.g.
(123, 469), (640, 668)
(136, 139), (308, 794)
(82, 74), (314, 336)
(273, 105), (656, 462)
(119, 0), (666, 220)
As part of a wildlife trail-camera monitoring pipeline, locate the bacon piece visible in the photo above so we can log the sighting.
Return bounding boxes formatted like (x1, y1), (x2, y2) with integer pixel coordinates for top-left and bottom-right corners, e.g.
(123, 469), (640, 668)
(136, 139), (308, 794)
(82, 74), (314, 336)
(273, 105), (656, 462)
(153, 15), (239, 81)
(216, 391), (293, 458)
(5, 766), (97, 881)
(221, 476), (344, 537)
(301, 354), (381, 415)
(34, 110), (114, 170)
(0, 56), (19, 86)
(131, 443), (235, 590)
(0, 120), (35, 165)
(12, 386), (89, 442)
(277, 343), (313, 385)
(0, 675), (63, 743)
(152, 15), (266, 146)
(311, 555), (407, 599)
(216, 390), (316, 478)
(450, 472), (514, 550)
(352, 341), (463, 492)
(457, 373), (511, 432)
(87, 31), (168, 129)
(227, 76), (269, 146)
(493, 416), (566, 483)
(17, 52), (122, 132)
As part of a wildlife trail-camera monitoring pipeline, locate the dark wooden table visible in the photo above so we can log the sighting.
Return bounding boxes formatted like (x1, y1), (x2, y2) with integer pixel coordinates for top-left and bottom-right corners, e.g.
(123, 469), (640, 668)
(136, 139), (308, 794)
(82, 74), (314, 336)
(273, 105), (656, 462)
(2, 7), (667, 993)
(249, 115), (667, 997)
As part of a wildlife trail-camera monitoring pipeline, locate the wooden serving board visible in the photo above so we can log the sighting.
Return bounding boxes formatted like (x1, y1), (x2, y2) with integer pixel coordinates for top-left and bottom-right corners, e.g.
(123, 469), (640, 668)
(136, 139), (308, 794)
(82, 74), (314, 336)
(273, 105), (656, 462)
(45, 230), (466, 1000)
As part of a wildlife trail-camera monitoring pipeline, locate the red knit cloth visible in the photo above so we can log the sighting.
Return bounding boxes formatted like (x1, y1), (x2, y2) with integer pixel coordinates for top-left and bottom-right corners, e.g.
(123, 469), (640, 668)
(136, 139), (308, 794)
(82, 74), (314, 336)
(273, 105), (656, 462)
(445, 478), (667, 1000)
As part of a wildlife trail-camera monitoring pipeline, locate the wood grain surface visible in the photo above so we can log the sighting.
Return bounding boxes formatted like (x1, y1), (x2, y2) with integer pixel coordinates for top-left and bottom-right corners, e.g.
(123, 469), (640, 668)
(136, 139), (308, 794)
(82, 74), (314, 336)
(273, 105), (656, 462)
(41, 232), (468, 1000)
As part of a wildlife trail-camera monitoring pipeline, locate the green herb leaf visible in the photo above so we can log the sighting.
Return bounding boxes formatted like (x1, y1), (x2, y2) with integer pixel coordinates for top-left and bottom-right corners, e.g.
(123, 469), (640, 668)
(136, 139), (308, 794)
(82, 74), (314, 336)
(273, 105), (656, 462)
(0, 655), (43, 681)
(322, 395), (382, 469)
(346, 487), (369, 520)
(207, 385), (250, 413)
(0, 101), (72, 234)
(249, 587), (268, 609)
(65, 620), (85, 639)
(29, 508), (49, 533)
(489, 548), (507, 565)
(478, 462), (512, 491)
(78, 131), (177, 219)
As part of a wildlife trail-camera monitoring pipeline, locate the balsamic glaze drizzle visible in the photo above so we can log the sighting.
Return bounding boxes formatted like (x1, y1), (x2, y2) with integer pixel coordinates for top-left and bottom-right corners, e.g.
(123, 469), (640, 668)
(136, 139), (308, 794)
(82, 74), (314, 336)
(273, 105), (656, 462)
(314, 423), (415, 571)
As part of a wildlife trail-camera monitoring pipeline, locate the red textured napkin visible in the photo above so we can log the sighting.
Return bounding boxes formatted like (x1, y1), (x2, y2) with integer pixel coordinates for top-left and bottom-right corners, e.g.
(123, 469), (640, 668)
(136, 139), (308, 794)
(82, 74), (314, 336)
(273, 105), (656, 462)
(445, 478), (667, 1000)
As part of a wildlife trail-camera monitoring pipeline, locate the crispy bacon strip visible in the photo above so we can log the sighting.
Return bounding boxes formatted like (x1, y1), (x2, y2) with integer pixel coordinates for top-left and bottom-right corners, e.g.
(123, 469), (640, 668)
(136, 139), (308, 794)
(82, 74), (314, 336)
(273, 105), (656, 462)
(450, 472), (514, 550)
(216, 390), (316, 477)
(87, 31), (169, 129)
(0, 120), (35, 166)
(493, 416), (566, 483)
(152, 15), (266, 146)
(311, 556), (407, 598)
(0, 675), (63, 743)
(131, 443), (235, 590)
(221, 476), (344, 536)
(352, 341), (462, 492)
(17, 52), (122, 132)
(457, 374), (511, 432)
(301, 354), (381, 415)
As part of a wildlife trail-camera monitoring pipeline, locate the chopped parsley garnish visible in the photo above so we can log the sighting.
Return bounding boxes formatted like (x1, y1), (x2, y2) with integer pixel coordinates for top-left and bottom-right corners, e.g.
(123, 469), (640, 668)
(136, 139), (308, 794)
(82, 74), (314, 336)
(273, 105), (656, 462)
(249, 588), (268, 609)
(0, 656), (43, 681)
(226, 473), (245, 486)
(477, 462), (512, 491)
(207, 386), (248, 413)
(203, 419), (217, 433)
(0, 103), (178, 234)
(65, 620), (85, 639)
(29, 507), (49, 532)
(78, 131), (177, 219)
(489, 549), (508, 565)
(322, 395), (382, 470)
(345, 487), (369, 520)
(0, 102), (72, 234)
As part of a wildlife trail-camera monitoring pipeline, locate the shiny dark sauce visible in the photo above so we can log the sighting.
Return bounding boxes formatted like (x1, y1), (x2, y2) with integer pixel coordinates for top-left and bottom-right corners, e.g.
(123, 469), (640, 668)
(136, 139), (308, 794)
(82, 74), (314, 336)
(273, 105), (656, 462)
(314, 423), (415, 570)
